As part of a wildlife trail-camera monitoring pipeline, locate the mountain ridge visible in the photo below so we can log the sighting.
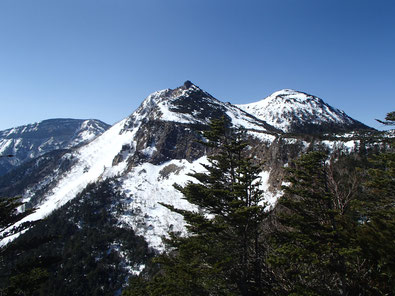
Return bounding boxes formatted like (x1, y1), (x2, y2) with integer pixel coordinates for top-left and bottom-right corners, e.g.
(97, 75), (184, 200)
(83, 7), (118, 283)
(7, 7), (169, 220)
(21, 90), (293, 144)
(0, 82), (377, 249)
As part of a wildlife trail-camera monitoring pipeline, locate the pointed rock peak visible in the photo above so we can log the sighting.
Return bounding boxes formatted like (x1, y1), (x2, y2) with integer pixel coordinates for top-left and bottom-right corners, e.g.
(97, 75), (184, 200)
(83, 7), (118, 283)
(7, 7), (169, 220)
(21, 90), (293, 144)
(165, 80), (206, 98)
(183, 80), (194, 89)
(177, 80), (203, 92)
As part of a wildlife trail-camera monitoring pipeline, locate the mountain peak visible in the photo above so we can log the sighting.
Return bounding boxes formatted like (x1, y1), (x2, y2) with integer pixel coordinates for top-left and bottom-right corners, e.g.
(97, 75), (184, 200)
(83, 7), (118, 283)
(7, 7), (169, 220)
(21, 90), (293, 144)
(237, 90), (371, 134)
(183, 80), (194, 89)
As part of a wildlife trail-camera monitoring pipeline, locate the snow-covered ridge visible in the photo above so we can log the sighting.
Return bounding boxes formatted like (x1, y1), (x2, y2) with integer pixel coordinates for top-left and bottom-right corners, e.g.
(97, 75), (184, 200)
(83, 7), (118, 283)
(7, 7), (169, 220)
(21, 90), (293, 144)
(237, 89), (363, 133)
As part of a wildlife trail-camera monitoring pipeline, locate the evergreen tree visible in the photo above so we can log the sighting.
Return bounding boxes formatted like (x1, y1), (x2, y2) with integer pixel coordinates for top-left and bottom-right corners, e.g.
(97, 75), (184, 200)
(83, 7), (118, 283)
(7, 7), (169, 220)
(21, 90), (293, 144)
(269, 152), (357, 295)
(356, 128), (395, 293)
(125, 118), (271, 296)
(269, 149), (395, 296)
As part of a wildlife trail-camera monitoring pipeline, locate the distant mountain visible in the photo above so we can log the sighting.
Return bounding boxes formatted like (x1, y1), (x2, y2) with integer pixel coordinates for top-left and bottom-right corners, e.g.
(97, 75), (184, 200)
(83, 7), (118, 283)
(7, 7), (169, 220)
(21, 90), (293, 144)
(0, 119), (110, 176)
(237, 89), (372, 134)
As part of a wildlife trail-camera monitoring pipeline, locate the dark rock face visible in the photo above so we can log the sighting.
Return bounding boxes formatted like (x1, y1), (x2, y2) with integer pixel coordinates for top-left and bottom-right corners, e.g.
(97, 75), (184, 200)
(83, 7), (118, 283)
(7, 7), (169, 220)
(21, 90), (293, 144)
(0, 119), (109, 176)
(120, 82), (281, 169)
(287, 120), (371, 135)
(167, 91), (228, 123)
(133, 120), (207, 165)
(183, 80), (193, 89)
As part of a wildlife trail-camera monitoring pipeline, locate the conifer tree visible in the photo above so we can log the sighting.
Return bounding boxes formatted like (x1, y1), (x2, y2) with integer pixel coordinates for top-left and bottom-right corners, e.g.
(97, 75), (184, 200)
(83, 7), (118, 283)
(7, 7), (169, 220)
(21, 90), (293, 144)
(356, 120), (395, 293)
(126, 118), (271, 296)
(269, 151), (368, 295)
(269, 149), (395, 296)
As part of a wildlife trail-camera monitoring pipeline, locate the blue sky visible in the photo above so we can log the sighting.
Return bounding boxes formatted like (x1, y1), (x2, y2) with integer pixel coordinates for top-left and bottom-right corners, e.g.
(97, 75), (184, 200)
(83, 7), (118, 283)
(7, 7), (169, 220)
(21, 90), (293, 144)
(0, 0), (394, 130)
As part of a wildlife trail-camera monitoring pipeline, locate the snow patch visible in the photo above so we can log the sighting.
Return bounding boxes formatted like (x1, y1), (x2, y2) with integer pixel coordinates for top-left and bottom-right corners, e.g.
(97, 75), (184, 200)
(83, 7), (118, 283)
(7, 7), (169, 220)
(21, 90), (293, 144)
(259, 170), (282, 208)
(117, 157), (210, 251)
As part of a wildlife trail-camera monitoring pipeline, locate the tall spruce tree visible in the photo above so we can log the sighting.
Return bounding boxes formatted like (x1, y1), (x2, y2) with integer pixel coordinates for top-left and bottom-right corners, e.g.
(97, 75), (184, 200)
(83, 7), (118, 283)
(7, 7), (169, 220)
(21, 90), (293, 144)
(124, 118), (271, 296)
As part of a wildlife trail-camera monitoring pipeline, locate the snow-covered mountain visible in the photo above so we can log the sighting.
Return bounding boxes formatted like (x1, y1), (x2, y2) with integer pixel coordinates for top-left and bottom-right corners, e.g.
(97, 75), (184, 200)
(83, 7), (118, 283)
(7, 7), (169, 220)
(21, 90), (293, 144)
(0, 82), (377, 251)
(0, 82), (280, 248)
(0, 118), (110, 176)
(237, 89), (371, 133)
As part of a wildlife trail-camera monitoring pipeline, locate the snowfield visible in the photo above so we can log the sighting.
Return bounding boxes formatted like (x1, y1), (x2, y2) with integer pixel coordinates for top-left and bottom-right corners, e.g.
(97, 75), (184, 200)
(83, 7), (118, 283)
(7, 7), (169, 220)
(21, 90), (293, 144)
(116, 157), (276, 251)
(117, 157), (208, 251)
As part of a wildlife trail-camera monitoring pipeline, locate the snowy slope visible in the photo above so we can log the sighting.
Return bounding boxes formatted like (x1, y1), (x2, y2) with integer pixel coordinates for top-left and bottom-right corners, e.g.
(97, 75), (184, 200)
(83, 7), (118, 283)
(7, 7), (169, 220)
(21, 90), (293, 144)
(116, 157), (279, 251)
(0, 118), (138, 245)
(117, 157), (207, 251)
(237, 89), (370, 133)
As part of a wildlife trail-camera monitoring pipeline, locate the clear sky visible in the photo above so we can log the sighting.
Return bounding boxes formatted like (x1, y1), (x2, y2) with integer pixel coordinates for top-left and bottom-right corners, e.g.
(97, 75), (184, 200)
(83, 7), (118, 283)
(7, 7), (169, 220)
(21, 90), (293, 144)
(0, 0), (394, 131)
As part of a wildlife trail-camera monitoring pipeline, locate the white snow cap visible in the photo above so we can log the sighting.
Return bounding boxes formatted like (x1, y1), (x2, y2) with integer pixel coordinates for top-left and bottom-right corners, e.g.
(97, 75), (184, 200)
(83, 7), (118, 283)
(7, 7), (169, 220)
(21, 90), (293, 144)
(237, 89), (354, 132)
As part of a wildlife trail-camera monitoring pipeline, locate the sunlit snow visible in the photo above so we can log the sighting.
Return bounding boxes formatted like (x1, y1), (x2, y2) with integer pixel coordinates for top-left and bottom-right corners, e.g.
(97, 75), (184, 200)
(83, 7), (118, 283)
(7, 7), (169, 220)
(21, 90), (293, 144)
(237, 89), (354, 132)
